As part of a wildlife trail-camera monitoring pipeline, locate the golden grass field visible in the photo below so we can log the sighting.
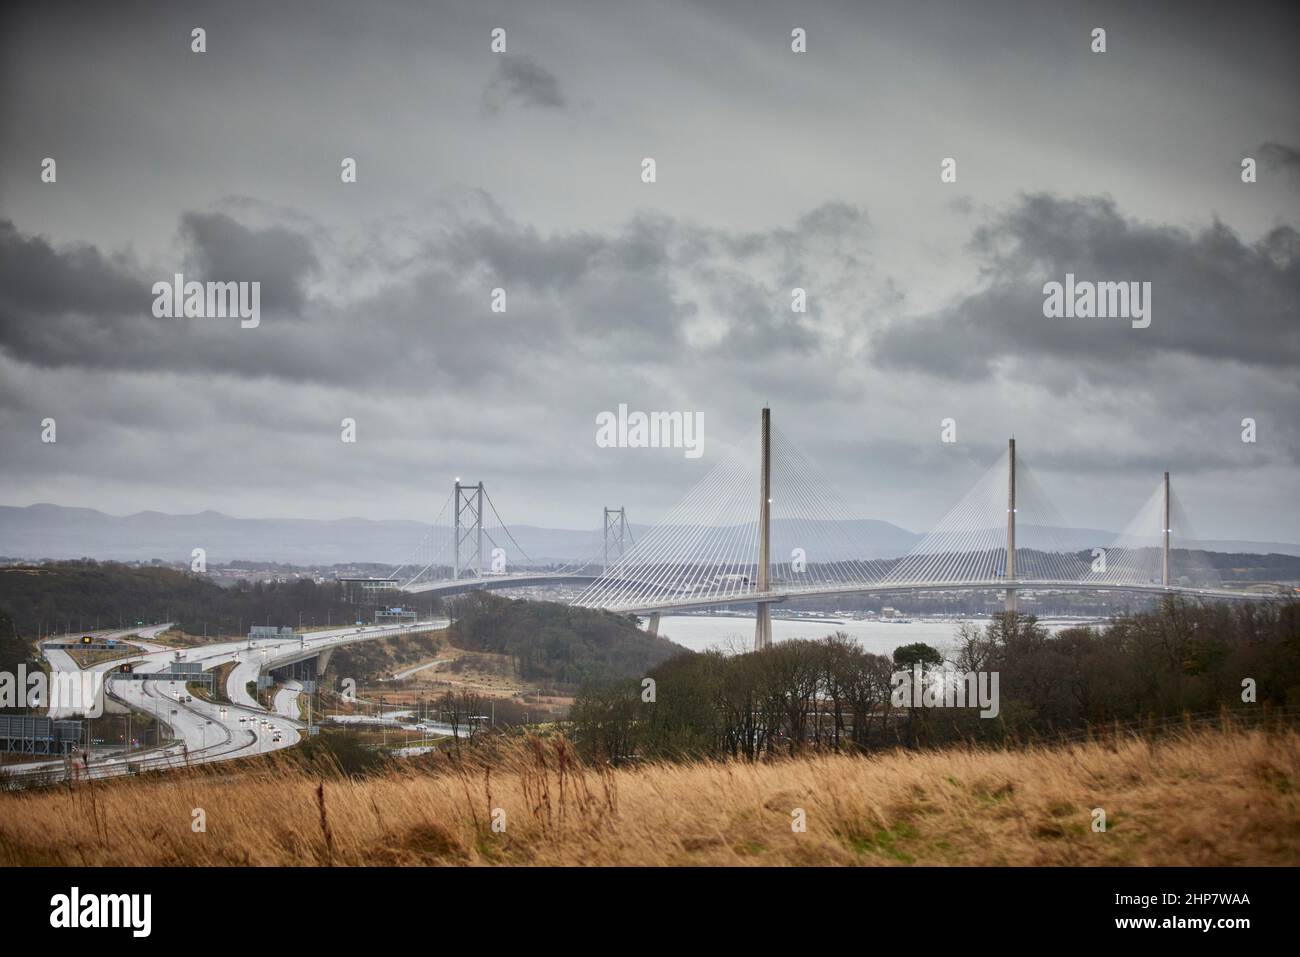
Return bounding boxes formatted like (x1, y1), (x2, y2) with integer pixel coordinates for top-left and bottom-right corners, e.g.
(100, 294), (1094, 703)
(2, 728), (1297, 866)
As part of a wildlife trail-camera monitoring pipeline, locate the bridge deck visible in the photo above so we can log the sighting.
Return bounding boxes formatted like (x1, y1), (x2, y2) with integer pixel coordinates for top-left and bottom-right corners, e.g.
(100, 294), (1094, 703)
(398, 572), (1287, 614)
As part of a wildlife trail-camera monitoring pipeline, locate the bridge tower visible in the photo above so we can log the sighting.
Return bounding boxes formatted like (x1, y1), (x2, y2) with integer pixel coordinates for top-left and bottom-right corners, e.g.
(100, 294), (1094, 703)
(755, 407), (773, 650)
(453, 481), (485, 580)
(603, 506), (627, 573)
(1005, 438), (1017, 613)
(1162, 471), (1170, 587)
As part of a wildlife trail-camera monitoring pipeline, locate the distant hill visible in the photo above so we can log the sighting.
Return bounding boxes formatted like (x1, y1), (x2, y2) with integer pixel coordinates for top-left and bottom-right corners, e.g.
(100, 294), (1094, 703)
(2, 503), (1298, 566)
(0, 503), (451, 565)
(0, 504), (925, 564)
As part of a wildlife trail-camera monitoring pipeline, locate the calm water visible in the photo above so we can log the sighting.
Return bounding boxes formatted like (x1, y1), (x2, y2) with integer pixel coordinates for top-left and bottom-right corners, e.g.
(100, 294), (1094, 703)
(646, 615), (1096, 657)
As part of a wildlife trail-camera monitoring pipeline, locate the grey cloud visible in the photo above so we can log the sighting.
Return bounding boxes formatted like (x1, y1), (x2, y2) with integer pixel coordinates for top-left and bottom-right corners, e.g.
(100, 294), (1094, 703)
(0, 200), (874, 394)
(482, 56), (568, 113)
(794, 202), (868, 238)
(872, 194), (1300, 379)
(444, 222), (605, 290)
(0, 214), (324, 376)
(0, 221), (157, 370)
(179, 212), (319, 315)
(1260, 142), (1300, 184)
(0, 221), (141, 320)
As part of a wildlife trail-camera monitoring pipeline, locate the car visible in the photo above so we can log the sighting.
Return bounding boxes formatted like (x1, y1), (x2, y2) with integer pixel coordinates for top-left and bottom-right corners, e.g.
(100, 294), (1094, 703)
(184, 695), (193, 703)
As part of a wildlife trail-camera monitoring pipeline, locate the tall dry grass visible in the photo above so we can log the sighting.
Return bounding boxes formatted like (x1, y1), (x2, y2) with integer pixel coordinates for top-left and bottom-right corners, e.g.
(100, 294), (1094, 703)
(1, 728), (1297, 866)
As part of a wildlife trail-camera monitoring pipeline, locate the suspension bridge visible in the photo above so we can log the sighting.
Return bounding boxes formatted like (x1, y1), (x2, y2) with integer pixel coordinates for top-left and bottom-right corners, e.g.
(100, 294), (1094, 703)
(392, 482), (632, 596)
(393, 409), (1287, 649)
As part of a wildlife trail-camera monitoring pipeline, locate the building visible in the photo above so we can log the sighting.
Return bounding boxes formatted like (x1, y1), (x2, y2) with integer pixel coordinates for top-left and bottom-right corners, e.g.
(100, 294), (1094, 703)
(337, 577), (399, 602)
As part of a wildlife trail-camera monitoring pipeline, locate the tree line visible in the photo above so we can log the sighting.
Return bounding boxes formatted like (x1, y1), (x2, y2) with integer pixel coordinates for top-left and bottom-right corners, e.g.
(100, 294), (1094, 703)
(0, 560), (445, 640)
(445, 592), (686, 689)
(568, 598), (1300, 762)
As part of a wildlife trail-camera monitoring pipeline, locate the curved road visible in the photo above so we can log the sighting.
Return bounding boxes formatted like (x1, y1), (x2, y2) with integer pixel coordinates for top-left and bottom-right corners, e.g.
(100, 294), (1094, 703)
(9, 619), (448, 782)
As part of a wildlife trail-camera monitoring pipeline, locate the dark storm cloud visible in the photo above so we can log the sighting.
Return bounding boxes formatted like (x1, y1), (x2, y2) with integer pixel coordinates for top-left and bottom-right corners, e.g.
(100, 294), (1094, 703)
(1260, 142), (1300, 183)
(0, 221), (156, 369)
(482, 57), (568, 113)
(179, 212), (319, 315)
(0, 213), (322, 373)
(0, 221), (141, 318)
(0, 199), (872, 391)
(872, 194), (1300, 379)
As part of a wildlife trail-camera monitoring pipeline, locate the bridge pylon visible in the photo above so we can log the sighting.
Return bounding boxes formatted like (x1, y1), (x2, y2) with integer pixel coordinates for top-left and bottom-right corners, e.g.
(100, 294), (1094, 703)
(603, 507), (628, 574)
(454, 481), (485, 580)
(1162, 471), (1170, 587)
(755, 407), (773, 651)
(1005, 438), (1017, 613)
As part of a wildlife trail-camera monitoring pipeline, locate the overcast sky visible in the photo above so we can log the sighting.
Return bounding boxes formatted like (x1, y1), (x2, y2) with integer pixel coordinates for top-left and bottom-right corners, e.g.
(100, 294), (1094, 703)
(1, 0), (1298, 542)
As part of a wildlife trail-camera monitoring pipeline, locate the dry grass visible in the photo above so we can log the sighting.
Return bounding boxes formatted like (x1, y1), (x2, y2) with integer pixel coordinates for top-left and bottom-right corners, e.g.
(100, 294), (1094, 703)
(403, 645), (524, 698)
(1, 728), (1297, 866)
(67, 644), (142, 667)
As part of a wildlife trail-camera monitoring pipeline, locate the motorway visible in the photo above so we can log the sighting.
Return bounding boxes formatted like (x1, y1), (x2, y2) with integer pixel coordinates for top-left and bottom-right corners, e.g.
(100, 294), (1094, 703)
(9, 618), (449, 782)
(42, 625), (173, 718)
(274, 679), (304, 720)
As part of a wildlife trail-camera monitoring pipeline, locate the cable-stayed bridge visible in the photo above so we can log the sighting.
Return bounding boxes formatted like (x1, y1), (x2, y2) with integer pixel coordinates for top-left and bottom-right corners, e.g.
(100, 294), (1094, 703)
(394, 410), (1287, 649)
